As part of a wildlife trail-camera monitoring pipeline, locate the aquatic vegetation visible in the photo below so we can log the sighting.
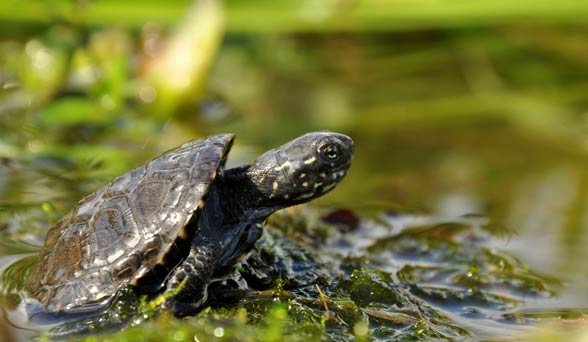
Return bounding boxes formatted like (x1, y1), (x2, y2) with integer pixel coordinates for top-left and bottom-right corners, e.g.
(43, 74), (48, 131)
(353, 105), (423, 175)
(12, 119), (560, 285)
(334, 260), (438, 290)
(2, 0), (588, 340)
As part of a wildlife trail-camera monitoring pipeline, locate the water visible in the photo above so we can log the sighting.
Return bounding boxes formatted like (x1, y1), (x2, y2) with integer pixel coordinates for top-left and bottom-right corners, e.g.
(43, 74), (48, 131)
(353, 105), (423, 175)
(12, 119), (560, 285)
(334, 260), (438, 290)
(2, 10), (588, 340)
(2, 125), (588, 341)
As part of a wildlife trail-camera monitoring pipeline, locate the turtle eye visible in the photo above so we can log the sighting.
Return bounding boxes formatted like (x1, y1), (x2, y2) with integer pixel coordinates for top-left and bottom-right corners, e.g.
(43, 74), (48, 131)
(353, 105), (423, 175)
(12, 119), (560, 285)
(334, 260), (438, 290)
(318, 143), (342, 162)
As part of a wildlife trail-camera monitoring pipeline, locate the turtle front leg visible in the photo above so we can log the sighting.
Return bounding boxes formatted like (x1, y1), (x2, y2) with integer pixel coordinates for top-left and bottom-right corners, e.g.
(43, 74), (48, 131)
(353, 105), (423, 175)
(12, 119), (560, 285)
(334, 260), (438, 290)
(163, 242), (219, 317)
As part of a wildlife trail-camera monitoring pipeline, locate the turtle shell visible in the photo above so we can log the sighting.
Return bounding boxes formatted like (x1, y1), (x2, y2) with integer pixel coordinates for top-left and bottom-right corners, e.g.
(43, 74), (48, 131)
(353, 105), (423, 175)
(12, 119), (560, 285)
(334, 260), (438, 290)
(26, 134), (234, 318)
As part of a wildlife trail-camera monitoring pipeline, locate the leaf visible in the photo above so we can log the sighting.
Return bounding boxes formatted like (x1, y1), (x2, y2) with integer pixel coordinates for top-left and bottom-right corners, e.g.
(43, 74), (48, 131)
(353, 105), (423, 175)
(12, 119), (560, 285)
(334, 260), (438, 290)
(39, 97), (114, 126)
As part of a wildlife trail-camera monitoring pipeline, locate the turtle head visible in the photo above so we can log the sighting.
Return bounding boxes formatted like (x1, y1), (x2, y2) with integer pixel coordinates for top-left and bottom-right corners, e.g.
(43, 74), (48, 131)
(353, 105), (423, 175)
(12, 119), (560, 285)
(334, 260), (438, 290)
(211, 132), (353, 271)
(248, 132), (354, 210)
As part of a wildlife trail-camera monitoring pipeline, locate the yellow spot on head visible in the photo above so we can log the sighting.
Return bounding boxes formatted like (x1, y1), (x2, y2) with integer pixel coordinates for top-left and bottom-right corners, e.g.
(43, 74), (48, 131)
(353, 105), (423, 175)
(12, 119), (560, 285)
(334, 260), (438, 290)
(295, 192), (315, 200)
(299, 173), (306, 179)
(302, 182), (308, 187)
(304, 157), (316, 165)
(274, 160), (291, 171)
(272, 181), (279, 191)
(323, 182), (337, 192)
(198, 199), (206, 208)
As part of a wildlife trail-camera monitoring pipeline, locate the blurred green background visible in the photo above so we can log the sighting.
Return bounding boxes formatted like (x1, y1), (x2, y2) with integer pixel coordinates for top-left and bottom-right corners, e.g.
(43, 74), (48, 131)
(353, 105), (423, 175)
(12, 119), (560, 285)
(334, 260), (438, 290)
(2, 0), (588, 340)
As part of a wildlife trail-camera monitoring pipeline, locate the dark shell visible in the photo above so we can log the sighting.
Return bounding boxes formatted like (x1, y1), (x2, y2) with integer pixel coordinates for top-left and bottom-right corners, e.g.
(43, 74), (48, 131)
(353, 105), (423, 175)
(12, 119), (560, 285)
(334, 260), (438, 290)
(26, 134), (234, 315)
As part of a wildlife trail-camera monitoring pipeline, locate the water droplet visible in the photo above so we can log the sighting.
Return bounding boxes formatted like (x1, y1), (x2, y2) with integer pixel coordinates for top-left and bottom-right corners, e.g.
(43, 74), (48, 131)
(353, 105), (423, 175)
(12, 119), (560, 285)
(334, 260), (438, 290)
(139, 85), (157, 103)
(353, 321), (368, 337)
(33, 48), (52, 69)
(213, 327), (224, 337)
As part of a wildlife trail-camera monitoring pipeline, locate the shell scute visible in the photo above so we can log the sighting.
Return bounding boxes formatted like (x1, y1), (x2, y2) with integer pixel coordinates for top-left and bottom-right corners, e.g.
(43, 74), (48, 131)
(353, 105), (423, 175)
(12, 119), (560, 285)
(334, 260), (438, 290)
(89, 195), (142, 266)
(141, 235), (164, 264)
(114, 254), (142, 282)
(131, 169), (190, 228)
(39, 229), (83, 287)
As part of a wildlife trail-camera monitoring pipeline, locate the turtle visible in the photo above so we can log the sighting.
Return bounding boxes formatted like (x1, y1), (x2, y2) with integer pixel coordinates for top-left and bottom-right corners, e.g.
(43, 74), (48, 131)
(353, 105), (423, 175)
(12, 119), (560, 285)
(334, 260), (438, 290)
(25, 132), (354, 322)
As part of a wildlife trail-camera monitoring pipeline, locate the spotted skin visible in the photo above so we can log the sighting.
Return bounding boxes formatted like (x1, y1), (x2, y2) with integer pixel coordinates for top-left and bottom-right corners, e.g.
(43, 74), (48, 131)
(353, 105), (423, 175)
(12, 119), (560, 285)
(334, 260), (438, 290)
(256, 132), (354, 204)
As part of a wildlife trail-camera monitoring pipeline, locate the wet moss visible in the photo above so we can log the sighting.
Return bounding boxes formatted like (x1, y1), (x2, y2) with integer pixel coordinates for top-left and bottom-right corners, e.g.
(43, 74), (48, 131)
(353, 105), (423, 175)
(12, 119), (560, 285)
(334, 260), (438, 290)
(339, 269), (404, 307)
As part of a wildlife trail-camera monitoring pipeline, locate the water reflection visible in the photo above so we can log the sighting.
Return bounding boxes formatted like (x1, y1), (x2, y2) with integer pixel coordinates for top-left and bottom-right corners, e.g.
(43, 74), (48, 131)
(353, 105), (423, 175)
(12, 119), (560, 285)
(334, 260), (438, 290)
(1, 3), (588, 339)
